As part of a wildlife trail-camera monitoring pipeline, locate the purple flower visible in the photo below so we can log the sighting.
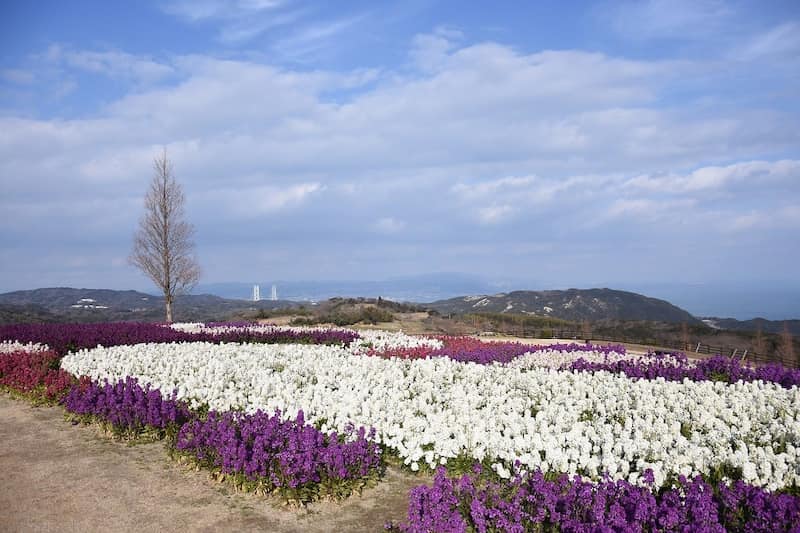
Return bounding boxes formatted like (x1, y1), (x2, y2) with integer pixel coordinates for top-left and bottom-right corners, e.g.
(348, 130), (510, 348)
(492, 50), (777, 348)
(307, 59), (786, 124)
(391, 467), (800, 532)
(175, 408), (383, 495)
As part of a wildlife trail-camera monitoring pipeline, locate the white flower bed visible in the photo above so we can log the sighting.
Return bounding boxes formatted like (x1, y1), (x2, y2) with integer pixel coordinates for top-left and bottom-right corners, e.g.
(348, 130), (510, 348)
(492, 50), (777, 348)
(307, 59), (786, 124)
(0, 340), (49, 354)
(168, 322), (443, 352)
(509, 349), (692, 369)
(349, 329), (443, 352)
(169, 322), (346, 335)
(60, 341), (800, 490)
(168, 322), (205, 333)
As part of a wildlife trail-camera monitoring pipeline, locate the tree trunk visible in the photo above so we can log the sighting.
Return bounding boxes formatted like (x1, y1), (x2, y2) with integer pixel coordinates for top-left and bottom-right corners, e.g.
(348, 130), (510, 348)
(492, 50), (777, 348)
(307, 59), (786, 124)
(165, 298), (173, 323)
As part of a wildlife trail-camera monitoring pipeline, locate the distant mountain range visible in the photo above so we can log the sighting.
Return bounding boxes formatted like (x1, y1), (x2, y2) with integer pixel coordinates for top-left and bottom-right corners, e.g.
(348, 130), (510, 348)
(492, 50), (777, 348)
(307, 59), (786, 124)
(0, 286), (797, 335)
(700, 317), (800, 336)
(426, 288), (699, 323)
(0, 287), (292, 324)
(192, 277), (800, 321)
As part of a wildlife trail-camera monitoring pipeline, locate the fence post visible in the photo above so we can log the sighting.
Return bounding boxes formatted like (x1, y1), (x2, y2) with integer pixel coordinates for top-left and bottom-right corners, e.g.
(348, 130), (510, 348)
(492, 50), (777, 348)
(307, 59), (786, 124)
(696, 342), (701, 353)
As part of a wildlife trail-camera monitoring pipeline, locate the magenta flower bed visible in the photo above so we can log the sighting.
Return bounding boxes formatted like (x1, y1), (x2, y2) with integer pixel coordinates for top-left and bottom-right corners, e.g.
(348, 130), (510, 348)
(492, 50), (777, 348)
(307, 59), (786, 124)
(175, 409), (382, 492)
(390, 466), (800, 533)
(0, 322), (359, 356)
(370, 337), (626, 365)
(435, 338), (626, 365)
(0, 350), (75, 401)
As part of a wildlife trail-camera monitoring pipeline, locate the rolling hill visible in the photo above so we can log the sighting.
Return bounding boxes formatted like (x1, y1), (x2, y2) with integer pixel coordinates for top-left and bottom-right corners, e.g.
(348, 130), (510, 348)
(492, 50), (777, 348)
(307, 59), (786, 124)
(0, 287), (293, 324)
(2, 287), (794, 335)
(426, 288), (699, 323)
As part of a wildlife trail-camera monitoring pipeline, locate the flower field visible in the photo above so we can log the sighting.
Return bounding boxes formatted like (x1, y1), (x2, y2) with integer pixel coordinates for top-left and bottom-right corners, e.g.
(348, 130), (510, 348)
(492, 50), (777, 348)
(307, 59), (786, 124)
(1, 321), (799, 531)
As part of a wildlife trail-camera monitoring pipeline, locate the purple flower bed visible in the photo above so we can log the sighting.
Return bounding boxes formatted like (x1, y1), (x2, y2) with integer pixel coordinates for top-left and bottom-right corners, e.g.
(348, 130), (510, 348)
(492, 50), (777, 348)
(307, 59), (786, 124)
(389, 466), (800, 533)
(0, 322), (359, 357)
(62, 376), (191, 433)
(439, 339), (627, 365)
(59, 374), (384, 503)
(372, 338), (626, 365)
(175, 409), (383, 500)
(569, 353), (800, 389)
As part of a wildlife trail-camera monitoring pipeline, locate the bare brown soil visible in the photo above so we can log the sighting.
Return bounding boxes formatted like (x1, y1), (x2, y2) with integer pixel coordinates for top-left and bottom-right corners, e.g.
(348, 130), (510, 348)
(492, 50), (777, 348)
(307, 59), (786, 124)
(0, 394), (424, 533)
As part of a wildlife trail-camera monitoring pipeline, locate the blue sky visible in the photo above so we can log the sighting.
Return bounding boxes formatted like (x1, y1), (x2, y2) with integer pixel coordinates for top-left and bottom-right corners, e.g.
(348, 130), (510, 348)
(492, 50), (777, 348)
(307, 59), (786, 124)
(1, 1), (799, 306)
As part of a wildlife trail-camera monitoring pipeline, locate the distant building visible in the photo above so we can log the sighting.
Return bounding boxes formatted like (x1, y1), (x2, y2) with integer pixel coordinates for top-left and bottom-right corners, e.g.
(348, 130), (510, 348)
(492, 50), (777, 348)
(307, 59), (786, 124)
(271, 284), (278, 301)
(252, 284), (261, 301)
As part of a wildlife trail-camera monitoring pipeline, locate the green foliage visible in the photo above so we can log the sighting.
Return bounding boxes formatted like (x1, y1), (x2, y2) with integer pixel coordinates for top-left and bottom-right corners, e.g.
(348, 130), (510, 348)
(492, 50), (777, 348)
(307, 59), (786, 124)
(168, 448), (384, 506)
(328, 297), (422, 314)
(291, 306), (395, 327)
(709, 371), (731, 383)
(65, 411), (182, 443)
(254, 307), (311, 319)
(1, 385), (61, 407)
(458, 312), (578, 338)
(705, 462), (744, 484)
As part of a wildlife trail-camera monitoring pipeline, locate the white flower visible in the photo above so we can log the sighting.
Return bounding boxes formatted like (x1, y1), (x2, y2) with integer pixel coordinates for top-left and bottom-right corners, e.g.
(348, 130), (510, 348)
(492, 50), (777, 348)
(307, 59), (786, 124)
(58, 331), (800, 491)
(0, 340), (49, 354)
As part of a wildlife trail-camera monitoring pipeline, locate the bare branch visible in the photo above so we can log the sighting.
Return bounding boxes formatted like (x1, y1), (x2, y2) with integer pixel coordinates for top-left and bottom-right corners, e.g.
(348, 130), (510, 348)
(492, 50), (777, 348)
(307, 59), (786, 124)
(129, 148), (200, 322)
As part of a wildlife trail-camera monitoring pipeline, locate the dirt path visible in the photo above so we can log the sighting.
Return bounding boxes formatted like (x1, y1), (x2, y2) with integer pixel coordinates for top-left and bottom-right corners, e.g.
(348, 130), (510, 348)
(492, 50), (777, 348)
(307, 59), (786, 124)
(0, 395), (423, 533)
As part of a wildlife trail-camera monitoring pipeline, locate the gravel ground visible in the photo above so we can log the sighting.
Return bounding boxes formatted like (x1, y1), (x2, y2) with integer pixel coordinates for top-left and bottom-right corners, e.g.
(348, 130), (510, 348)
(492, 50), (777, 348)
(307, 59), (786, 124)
(0, 394), (421, 533)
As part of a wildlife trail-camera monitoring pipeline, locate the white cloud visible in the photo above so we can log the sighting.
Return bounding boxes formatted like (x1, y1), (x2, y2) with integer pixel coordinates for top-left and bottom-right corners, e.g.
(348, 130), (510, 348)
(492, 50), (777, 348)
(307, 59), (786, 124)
(218, 9), (306, 43)
(727, 211), (764, 232)
(411, 26), (463, 72)
(373, 217), (406, 234)
(625, 160), (800, 194)
(452, 176), (536, 198)
(3, 40), (796, 196)
(271, 15), (366, 62)
(603, 198), (696, 221)
(162, 0), (284, 22)
(1, 69), (35, 84)
(162, 0), (359, 54)
(723, 205), (800, 233)
(64, 50), (174, 83)
(42, 45), (174, 85)
(608, 0), (732, 41)
(2, 31), (799, 286)
(477, 204), (515, 224)
(606, 198), (656, 217)
(737, 22), (800, 62)
(202, 183), (323, 218)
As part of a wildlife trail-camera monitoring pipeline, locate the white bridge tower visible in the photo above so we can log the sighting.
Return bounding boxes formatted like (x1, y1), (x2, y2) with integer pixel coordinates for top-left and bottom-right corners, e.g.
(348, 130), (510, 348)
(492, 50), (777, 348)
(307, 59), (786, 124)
(270, 284), (277, 301)
(252, 284), (261, 301)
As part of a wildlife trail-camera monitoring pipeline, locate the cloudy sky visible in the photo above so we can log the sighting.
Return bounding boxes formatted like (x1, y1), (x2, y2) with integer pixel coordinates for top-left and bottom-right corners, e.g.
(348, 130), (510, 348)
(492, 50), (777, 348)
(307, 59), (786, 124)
(1, 0), (798, 296)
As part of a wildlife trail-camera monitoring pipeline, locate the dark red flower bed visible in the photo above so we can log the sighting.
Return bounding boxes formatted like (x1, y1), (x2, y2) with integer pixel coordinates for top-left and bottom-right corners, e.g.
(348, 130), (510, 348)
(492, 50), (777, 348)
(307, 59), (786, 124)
(0, 350), (75, 402)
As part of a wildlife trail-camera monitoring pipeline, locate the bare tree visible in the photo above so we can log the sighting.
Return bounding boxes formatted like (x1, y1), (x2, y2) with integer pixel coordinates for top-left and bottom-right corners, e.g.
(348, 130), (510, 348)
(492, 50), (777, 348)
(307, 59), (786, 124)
(129, 149), (200, 322)
(680, 322), (690, 351)
(581, 320), (592, 343)
(780, 322), (795, 366)
(753, 325), (766, 358)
